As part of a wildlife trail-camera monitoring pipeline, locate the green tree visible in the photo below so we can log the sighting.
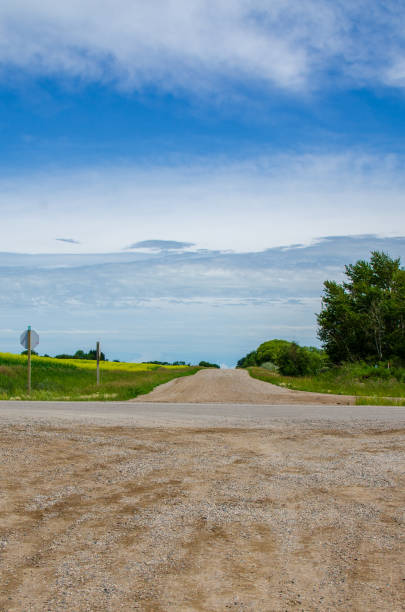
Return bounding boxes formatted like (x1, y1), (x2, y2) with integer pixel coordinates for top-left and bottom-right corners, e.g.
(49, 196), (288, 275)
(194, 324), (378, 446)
(317, 251), (405, 363)
(277, 343), (326, 376)
(236, 351), (258, 368)
(256, 339), (292, 366)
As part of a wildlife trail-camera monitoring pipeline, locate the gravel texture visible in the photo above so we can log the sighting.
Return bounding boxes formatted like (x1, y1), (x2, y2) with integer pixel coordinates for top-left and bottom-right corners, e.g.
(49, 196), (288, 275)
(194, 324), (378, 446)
(131, 369), (355, 405)
(0, 414), (404, 611)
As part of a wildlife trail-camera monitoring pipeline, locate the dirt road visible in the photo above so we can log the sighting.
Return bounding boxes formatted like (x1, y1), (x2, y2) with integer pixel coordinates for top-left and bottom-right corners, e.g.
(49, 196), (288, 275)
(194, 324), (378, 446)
(132, 368), (355, 404)
(0, 418), (403, 611)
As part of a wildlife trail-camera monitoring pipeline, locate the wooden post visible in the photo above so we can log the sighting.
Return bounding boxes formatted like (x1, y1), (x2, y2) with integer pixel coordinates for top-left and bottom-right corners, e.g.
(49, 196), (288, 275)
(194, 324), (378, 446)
(96, 341), (100, 385)
(27, 326), (31, 394)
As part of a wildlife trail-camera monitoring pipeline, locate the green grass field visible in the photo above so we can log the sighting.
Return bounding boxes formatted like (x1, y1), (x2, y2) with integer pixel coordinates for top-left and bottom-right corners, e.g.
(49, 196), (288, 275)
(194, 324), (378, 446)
(248, 365), (405, 406)
(0, 353), (200, 401)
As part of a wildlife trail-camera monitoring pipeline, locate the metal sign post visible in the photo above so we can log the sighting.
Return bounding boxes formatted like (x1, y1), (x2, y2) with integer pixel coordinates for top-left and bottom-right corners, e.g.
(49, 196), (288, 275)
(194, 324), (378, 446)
(96, 341), (100, 385)
(20, 326), (39, 394)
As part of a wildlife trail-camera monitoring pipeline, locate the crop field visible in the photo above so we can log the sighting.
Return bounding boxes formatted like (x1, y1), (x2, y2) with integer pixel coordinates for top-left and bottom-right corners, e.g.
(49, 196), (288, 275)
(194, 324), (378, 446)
(0, 353), (186, 371)
(0, 353), (199, 401)
(249, 364), (405, 406)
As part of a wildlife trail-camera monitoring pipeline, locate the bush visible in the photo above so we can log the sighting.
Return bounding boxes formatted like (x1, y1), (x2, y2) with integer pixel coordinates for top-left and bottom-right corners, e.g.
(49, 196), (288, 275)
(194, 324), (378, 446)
(260, 361), (279, 372)
(236, 351), (258, 368)
(256, 340), (292, 366)
(237, 340), (327, 376)
(277, 343), (309, 376)
(199, 361), (220, 368)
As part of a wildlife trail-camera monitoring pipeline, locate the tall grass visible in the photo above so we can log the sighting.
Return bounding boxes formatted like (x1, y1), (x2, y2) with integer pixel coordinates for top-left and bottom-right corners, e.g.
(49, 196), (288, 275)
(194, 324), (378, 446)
(0, 353), (200, 401)
(249, 362), (405, 404)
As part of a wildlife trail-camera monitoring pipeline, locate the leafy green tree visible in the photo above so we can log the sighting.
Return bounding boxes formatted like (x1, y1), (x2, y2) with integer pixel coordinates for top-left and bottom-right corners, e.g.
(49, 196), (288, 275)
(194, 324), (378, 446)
(256, 339), (292, 366)
(277, 343), (308, 376)
(317, 251), (405, 363)
(277, 343), (326, 376)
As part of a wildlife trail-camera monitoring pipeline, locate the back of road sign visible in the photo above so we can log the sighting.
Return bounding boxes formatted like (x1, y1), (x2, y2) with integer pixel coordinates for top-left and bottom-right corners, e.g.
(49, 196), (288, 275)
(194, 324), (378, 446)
(20, 329), (39, 350)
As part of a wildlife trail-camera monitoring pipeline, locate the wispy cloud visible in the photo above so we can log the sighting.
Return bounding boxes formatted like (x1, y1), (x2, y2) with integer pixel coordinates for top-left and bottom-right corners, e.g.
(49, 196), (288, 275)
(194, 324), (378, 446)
(1, 235), (404, 310)
(56, 238), (80, 244)
(126, 240), (194, 251)
(1, 153), (405, 253)
(0, 1), (405, 95)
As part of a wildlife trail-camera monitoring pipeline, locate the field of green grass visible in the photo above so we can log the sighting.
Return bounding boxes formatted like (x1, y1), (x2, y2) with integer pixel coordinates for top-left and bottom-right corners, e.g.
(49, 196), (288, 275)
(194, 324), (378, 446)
(249, 365), (405, 406)
(0, 353), (200, 401)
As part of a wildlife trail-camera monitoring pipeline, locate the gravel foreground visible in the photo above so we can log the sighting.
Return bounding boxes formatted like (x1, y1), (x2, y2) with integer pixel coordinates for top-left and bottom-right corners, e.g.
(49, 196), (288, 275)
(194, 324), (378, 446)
(0, 415), (404, 611)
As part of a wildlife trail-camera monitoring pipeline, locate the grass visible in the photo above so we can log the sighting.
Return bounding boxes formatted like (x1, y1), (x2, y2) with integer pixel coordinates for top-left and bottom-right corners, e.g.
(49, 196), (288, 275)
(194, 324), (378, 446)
(248, 364), (405, 406)
(0, 353), (200, 401)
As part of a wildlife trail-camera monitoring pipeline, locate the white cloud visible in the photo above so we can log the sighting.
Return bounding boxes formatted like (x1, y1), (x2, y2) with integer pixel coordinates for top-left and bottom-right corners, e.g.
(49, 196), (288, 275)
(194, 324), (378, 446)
(1, 152), (405, 253)
(0, 1), (405, 94)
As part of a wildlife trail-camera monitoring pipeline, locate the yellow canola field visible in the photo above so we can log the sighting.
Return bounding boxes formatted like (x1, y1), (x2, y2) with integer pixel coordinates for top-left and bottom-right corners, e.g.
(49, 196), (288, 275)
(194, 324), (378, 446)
(0, 353), (184, 371)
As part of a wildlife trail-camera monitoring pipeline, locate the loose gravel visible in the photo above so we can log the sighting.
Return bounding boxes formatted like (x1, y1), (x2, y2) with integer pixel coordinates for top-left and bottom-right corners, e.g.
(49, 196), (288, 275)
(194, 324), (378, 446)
(0, 416), (404, 611)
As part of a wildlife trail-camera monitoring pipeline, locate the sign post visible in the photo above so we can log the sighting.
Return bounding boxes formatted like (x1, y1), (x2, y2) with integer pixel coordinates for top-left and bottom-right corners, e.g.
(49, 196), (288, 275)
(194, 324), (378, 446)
(96, 341), (100, 386)
(20, 326), (39, 394)
(27, 327), (31, 393)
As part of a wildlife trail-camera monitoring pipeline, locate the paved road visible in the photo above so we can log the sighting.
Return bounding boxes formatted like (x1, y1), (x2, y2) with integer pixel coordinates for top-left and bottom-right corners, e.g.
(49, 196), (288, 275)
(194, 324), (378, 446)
(0, 400), (404, 427)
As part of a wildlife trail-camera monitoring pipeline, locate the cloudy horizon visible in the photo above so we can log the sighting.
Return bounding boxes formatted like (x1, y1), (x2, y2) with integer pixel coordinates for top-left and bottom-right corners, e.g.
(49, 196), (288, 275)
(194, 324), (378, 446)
(2, 234), (404, 366)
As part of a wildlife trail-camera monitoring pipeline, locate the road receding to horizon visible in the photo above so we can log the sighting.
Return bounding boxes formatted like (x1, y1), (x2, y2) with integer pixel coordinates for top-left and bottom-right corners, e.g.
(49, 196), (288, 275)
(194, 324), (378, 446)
(131, 368), (356, 405)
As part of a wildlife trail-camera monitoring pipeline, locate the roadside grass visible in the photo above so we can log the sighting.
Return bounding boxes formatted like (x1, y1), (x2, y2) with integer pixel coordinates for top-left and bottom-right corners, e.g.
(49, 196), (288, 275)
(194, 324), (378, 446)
(248, 365), (405, 406)
(0, 353), (200, 401)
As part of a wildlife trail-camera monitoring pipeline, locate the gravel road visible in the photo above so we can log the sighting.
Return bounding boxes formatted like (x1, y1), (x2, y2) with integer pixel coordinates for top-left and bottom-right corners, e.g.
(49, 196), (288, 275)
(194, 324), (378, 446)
(131, 368), (355, 405)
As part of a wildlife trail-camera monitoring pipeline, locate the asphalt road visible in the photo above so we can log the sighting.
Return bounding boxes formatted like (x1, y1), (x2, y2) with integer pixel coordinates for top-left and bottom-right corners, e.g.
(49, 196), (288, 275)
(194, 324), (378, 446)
(0, 400), (404, 427)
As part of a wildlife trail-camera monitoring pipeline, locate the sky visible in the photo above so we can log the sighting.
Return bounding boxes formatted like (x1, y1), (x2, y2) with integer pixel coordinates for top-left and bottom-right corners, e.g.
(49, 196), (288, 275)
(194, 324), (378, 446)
(1, 1), (405, 364)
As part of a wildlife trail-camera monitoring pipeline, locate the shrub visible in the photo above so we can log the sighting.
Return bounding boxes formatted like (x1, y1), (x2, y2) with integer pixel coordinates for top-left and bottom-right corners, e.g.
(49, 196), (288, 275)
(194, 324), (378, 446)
(237, 340), (327, 375)
(199, 361), (220, 368)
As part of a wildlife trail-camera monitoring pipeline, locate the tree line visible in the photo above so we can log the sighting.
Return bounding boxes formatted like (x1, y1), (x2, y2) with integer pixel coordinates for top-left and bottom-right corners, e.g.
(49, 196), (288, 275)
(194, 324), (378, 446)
(237, 251), (405, 374)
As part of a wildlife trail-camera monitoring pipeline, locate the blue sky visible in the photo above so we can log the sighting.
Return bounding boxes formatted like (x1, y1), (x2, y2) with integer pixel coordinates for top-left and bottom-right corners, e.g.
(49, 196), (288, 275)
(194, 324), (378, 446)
(1, 1), (405, 364)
